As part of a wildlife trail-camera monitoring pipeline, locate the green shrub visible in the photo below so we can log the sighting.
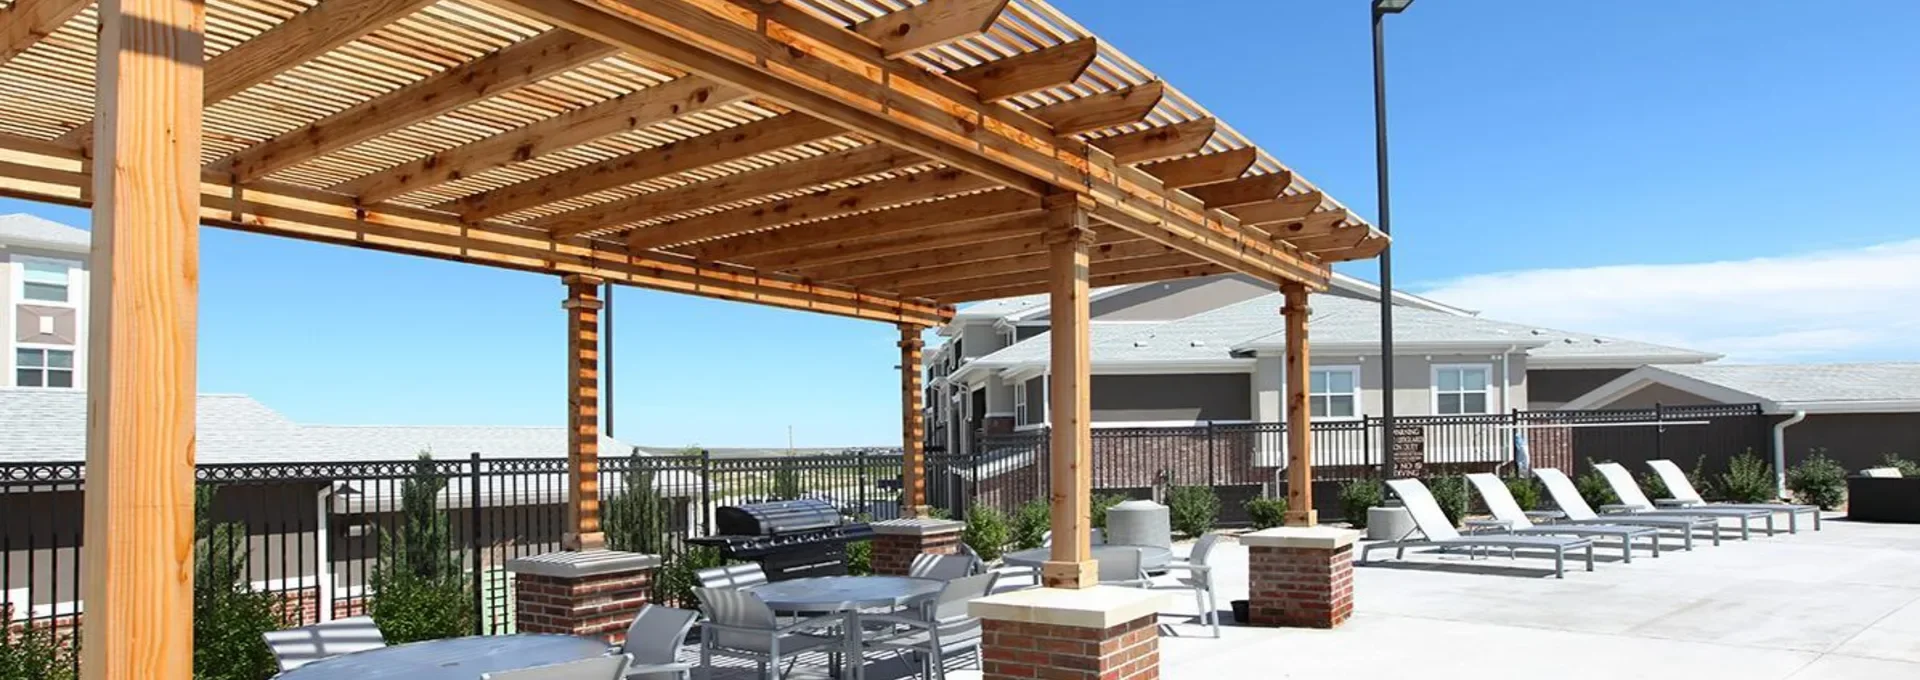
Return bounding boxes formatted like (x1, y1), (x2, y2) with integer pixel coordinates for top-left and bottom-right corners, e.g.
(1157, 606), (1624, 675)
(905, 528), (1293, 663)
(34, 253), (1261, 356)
(1338, 479), (1383, 528)
(1090, 493), (1129, 530)
(964, 506), (1012, 562)
(769, 458), (803, 500)
(846, 538), (873, 576)
(1011, 499), (1050, 550)
(369, 455), (475, 644)
(656, 546), (727, 607)
(192, 486), (283, 680)
(1245, 496), (1288, 530)
(1504, 476), (1543, 511)
(1717, 452), (1775, 503)
(1425, 476), (1468, 527)
(1879, 453), (1920, 477)
(1576, 466), (1618, 509)
(0, 627), (76, 680)
(1167, 485), (1220, 538)
(1642, 458), (1708, 501)
(1787, 453), (1847, 510)
(604, 452), (671, 556)
(926, 507), (954, 521)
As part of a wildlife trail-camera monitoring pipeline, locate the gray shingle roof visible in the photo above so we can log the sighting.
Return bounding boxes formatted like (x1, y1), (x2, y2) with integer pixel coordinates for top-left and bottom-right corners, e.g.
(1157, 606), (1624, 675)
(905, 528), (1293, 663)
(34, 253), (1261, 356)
(0, 214), (90, 252)
(1657, 363), (1920, 405)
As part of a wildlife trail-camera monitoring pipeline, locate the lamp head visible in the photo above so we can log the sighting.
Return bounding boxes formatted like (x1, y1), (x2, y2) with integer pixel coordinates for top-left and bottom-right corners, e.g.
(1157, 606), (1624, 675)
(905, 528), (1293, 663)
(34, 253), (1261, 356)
(1374, 0), (1414, 14)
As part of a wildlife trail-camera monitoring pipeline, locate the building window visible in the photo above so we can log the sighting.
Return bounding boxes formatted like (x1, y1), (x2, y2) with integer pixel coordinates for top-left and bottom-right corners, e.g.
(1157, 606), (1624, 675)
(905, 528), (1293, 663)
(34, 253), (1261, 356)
(17, 348), (75, 388)
(1433, 365), (1492, 415)
(20, 258), (75, 303)
(1013, 380), (1028, 425)
(1309, 367), (1360, 420)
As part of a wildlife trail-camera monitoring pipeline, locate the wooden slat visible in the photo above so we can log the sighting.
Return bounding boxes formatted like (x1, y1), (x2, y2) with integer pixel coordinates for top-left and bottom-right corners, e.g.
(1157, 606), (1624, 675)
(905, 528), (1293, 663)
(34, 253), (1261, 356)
(1089, 118), (1217, 164)
(1041, 209), (1095, 590)
(1140, 147), (1257, 189)
(1266, 210), (1349, 240)
(862, 236), (1167, 290)
(1228, 191), (1322, 225)
(452, 115), (842, 220)
(731, 198), (1044, 270)
(1025, 81), (1166, 137)
(852, 0), (1009, 58)
(925, 258), (1229, 302)
(1282, 282), (1316, 526)
(0, 0), (92, 67)
(1287, 224), (1370, 252)
(333, 77), (748, 203)
(1313, 232), (1390, 262)
(562, 275), (606, 550)
(830, 230), (1055, 286)
(1183, 172), (1291, 209)
(217, 30), (617, 183)
(945, 38), (1097, 103)
(626, 167), (997, 251)
(544, 143), (924, 237)
(898, 326), (928, 516)
(797, 226), (1043, 281)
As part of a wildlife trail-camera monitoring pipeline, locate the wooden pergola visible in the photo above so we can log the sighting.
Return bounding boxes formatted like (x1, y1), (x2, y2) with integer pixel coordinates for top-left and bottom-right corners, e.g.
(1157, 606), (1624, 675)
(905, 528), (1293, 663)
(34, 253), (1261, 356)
(0, 0), (1384, 675)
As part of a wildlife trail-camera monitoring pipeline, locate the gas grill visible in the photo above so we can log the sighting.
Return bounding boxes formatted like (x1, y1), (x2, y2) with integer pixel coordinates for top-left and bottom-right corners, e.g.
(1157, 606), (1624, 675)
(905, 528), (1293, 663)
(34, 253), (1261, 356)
(688, 499), (875, 581)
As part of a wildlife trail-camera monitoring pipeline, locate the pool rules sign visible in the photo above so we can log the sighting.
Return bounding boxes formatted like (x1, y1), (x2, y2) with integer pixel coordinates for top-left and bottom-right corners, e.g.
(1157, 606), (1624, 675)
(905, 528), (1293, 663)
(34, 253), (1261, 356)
(1390, 425), (1426, 479)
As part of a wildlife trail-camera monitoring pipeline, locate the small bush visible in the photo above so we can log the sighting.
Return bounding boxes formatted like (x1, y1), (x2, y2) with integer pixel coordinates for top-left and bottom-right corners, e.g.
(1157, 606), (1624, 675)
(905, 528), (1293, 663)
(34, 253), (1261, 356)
(1718, 452), (1775, 503)
(1245, 496), (1288, 530)
(1168, 485), (1220, 538)
(657, 545), (727, 607)
(1011, 499), (1050, 550)
(1090, 493), (1129, 530)
(846, 538), (873, 576)
(0, 627), (77, 680)
(368, 455), (475, 644)
(1425, 476), (1468, 527)
(1643, 458), (1708, 501)
(1504, 476), (1543, 511)
(1338, 479), (1383, 528)
(1787, 453), (1847, 510)
(964, 506), (1012, 562)
(1879, 453), (1920, 477)
(1576, 466), (1618, 509)
(193, 486), (283, 680)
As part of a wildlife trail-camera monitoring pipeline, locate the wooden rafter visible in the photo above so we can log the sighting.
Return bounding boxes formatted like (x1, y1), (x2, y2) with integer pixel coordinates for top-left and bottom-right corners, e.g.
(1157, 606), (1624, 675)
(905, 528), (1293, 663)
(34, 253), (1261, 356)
(1314, 231), (1390, 262)
(1287, 224), (1371, 252)
(715, 191), (1043, 268)
(1183, 172), (1291, 209)
(216, 30), (617, 183)
(946, 38), (1098, 103)
(929, 258), (1231, 304)
(856, 237), (1169, 291)
(1025, 81), (1166, 137)
(333, 78), (748, 203)
(451, 115), (843, 221)
(1228, 191), (1323, 225)
(1140, 147), (1257, 188)
(1089, 118), (1217, 164)
(0, 0), (91, 67)
(852, 0), (1009, 58)
(627, 168), (997, 251)
(790, 217), (1053, 279)
(1267, 210), (1350, 240)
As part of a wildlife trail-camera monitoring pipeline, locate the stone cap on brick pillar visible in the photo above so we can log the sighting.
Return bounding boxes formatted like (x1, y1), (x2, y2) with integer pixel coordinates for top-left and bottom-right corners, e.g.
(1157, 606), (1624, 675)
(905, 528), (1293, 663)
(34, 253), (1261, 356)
(969, 586), (1170, 629)
(1242, 526), (1362, 550)
(506, 549), (661, 578)
(871, 518), (966, 536)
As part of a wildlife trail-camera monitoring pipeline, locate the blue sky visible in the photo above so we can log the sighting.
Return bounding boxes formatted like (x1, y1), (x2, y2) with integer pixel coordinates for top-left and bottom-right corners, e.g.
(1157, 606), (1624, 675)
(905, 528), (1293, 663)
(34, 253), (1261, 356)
(6, 1), (1915, 446)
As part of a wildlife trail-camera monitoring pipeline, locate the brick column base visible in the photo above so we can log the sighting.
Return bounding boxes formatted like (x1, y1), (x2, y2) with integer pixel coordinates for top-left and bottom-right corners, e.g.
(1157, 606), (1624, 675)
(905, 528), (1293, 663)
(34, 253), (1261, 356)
(971, 586), (1168, 680)
(1243, 526), (1360, 629)
(870, 518), (965, 576)
(506, 550), (660, 644)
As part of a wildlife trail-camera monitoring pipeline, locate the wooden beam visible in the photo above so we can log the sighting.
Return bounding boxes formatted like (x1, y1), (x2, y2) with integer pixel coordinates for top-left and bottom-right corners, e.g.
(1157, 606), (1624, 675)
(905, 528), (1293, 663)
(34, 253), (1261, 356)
(217, 30), (616, 183)
(1041, 202), (1096, 590)
(1267, 210), (1349, 240)
(1228, 191), (1322, 225)
(946, 38), (1098, 103)
(852, 0), (1009, 59)
(332, 77), (747, 203)
(627, 167), (996, 251)
(544, 144), (924, 237)
(899, 326), (928, 516)
(81, 0), (202, 675)
(0, 0), (91, 67)
(1140, 147), (1257, 189)
(1025, 81), (1166, 137)
(700, 190), (1040, 266)
(1313, 232), (1390, 262)
(562, 275), (606, 550)
(1089, 118), (1217, 165)
(1288, 224), (1371, 252)
(451, 115), (842, 221)
(857, 236), (1165, 291)
(923, 258), (1227, 302)
(797, 217), (1055, 280)
(1184, 172), (1291, 209)
(1282, 282), (1317, 526)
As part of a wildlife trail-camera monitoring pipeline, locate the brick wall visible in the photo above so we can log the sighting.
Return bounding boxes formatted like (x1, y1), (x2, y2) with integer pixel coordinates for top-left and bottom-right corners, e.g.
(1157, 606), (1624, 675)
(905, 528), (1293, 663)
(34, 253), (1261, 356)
(982, 616), (1158, 680)
(1247, 543), (1354, 629)
(513, 569), (651, 644)
(871, 529), (960, 576)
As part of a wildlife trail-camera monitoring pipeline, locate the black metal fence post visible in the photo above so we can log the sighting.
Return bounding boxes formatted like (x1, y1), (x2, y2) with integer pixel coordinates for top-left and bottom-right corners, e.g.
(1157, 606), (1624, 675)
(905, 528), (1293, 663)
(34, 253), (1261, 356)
(700, 449), (713, 534)
(1205, 421), (1218, 486)
(1654, 403), (1666, 463)
(468, 452), (483, 635)
(857, 448), (869, 517)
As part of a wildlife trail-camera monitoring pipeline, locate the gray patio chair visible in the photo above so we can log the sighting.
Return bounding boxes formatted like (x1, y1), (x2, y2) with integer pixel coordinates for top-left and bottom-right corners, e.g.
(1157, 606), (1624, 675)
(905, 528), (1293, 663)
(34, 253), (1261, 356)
(694, 587), (847, 680)
(1040, 527), (1105, 546)
(1647, 460), (1821, 532)
(1464, 473), (1660, 563)
(696, 563), (768, 590)
(862, 572), (999, 680)
(617, 604), (698, 680)
(956, 542), (988, 575)
(1363, 479), (1595, 578)
(1533, 468), (1720, 547)
(909, 553), (975, 581)
(483, 655), (632, 680)
(262, 615), (386, 672)
(1096, 547), (1151, 587)
(1150, 533), (1221, 637)
(1593, 463), (1772, 539)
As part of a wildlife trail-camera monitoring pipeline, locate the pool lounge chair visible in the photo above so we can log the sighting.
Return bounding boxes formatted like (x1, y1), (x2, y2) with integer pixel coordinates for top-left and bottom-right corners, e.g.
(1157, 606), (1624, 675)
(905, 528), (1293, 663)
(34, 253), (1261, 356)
(1363, 479), (1596, 579)
(1533, 468), (1720, 548)
(1463, 473), (1661, 563)
(1594, 463), (1773, 539)
(1647, 459), (1821, 532)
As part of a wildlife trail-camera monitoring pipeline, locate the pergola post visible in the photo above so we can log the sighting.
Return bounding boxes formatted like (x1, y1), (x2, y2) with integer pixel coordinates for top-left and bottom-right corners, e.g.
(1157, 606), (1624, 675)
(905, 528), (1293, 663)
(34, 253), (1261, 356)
(79, 0), (203, 674)
(563, 275), (606, 550)
(898, 325), (929, 517)
(1282, 282), (1318, 526)
(1042, 197), (1097, 589)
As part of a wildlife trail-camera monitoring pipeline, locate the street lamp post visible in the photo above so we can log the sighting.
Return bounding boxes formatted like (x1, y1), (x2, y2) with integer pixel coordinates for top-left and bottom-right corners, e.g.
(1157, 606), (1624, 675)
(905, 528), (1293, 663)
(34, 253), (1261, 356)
(1372, 0), (1411, 480)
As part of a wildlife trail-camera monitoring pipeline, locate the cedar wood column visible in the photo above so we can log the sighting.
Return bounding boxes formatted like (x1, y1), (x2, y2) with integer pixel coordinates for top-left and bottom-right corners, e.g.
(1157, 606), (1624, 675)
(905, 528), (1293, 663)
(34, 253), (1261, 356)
(899, 325), (929, 517)
(81, 0), (204, 675)
(563, 275), (606, 550)
(1042, 197), (1098, 589)
(1282, 282), (1318, 526)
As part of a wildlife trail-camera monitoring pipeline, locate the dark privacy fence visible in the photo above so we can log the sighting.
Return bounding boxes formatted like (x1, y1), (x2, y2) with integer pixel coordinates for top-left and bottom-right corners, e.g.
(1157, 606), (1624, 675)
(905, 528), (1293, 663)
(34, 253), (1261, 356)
(0, 404), (1762, 646)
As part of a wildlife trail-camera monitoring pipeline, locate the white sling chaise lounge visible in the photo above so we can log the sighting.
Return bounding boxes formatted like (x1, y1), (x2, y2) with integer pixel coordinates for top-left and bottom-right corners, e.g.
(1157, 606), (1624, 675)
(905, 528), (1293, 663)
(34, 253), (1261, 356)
(1363, 479), (1596, 578)
(1593, 463), (1772, 539)
(1647, 459), (1821, 532)
(1464, 473), (1661, 563)
(1533, 468), (1719, 548)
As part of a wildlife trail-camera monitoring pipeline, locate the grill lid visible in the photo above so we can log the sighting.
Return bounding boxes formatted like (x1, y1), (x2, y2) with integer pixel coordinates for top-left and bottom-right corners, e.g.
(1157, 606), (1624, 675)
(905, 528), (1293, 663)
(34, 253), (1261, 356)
(715, 499), (842, 535)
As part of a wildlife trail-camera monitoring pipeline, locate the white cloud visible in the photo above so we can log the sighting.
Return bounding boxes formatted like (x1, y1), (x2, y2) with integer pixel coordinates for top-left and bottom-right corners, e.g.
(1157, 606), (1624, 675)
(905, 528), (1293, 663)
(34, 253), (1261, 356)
(1417, 240), (1920, 363)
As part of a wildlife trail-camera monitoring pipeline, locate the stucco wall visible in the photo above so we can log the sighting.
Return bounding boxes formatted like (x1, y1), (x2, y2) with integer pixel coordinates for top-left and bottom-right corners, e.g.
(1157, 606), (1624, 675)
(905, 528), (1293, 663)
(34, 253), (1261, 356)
(1089, 373), (1251, 423)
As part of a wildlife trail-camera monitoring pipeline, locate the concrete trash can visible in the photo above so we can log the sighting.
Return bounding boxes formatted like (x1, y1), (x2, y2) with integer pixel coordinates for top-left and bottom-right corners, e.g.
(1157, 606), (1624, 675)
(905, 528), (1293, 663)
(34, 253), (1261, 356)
(1106, 499), (1172, 548)
(1366, 505), (1415, 541)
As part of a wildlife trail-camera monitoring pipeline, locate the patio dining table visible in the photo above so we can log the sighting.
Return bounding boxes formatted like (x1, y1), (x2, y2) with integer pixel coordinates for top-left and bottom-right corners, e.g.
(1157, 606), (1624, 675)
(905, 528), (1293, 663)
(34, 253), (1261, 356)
(743, 575), (944, 680)
(273, 633), (608, 679)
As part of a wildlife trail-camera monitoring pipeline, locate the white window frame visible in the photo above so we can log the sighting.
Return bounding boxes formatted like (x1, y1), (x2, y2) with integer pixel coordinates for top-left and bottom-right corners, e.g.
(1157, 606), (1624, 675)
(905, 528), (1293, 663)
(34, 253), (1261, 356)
(1307, 365), (1362, 422)
(1013, 379), (1028, 427)
(14, 255), (80, 307)
(14, 344), (78, 389)
(1431, 363), (1495, 416)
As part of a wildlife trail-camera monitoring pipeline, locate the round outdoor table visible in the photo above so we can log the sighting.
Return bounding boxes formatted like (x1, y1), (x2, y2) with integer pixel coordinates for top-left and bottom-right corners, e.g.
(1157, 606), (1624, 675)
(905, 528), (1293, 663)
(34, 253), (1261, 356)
(744, 576), (943, 680)
(1002, 545), (1175, 572)
(274, 634), (608, 680)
